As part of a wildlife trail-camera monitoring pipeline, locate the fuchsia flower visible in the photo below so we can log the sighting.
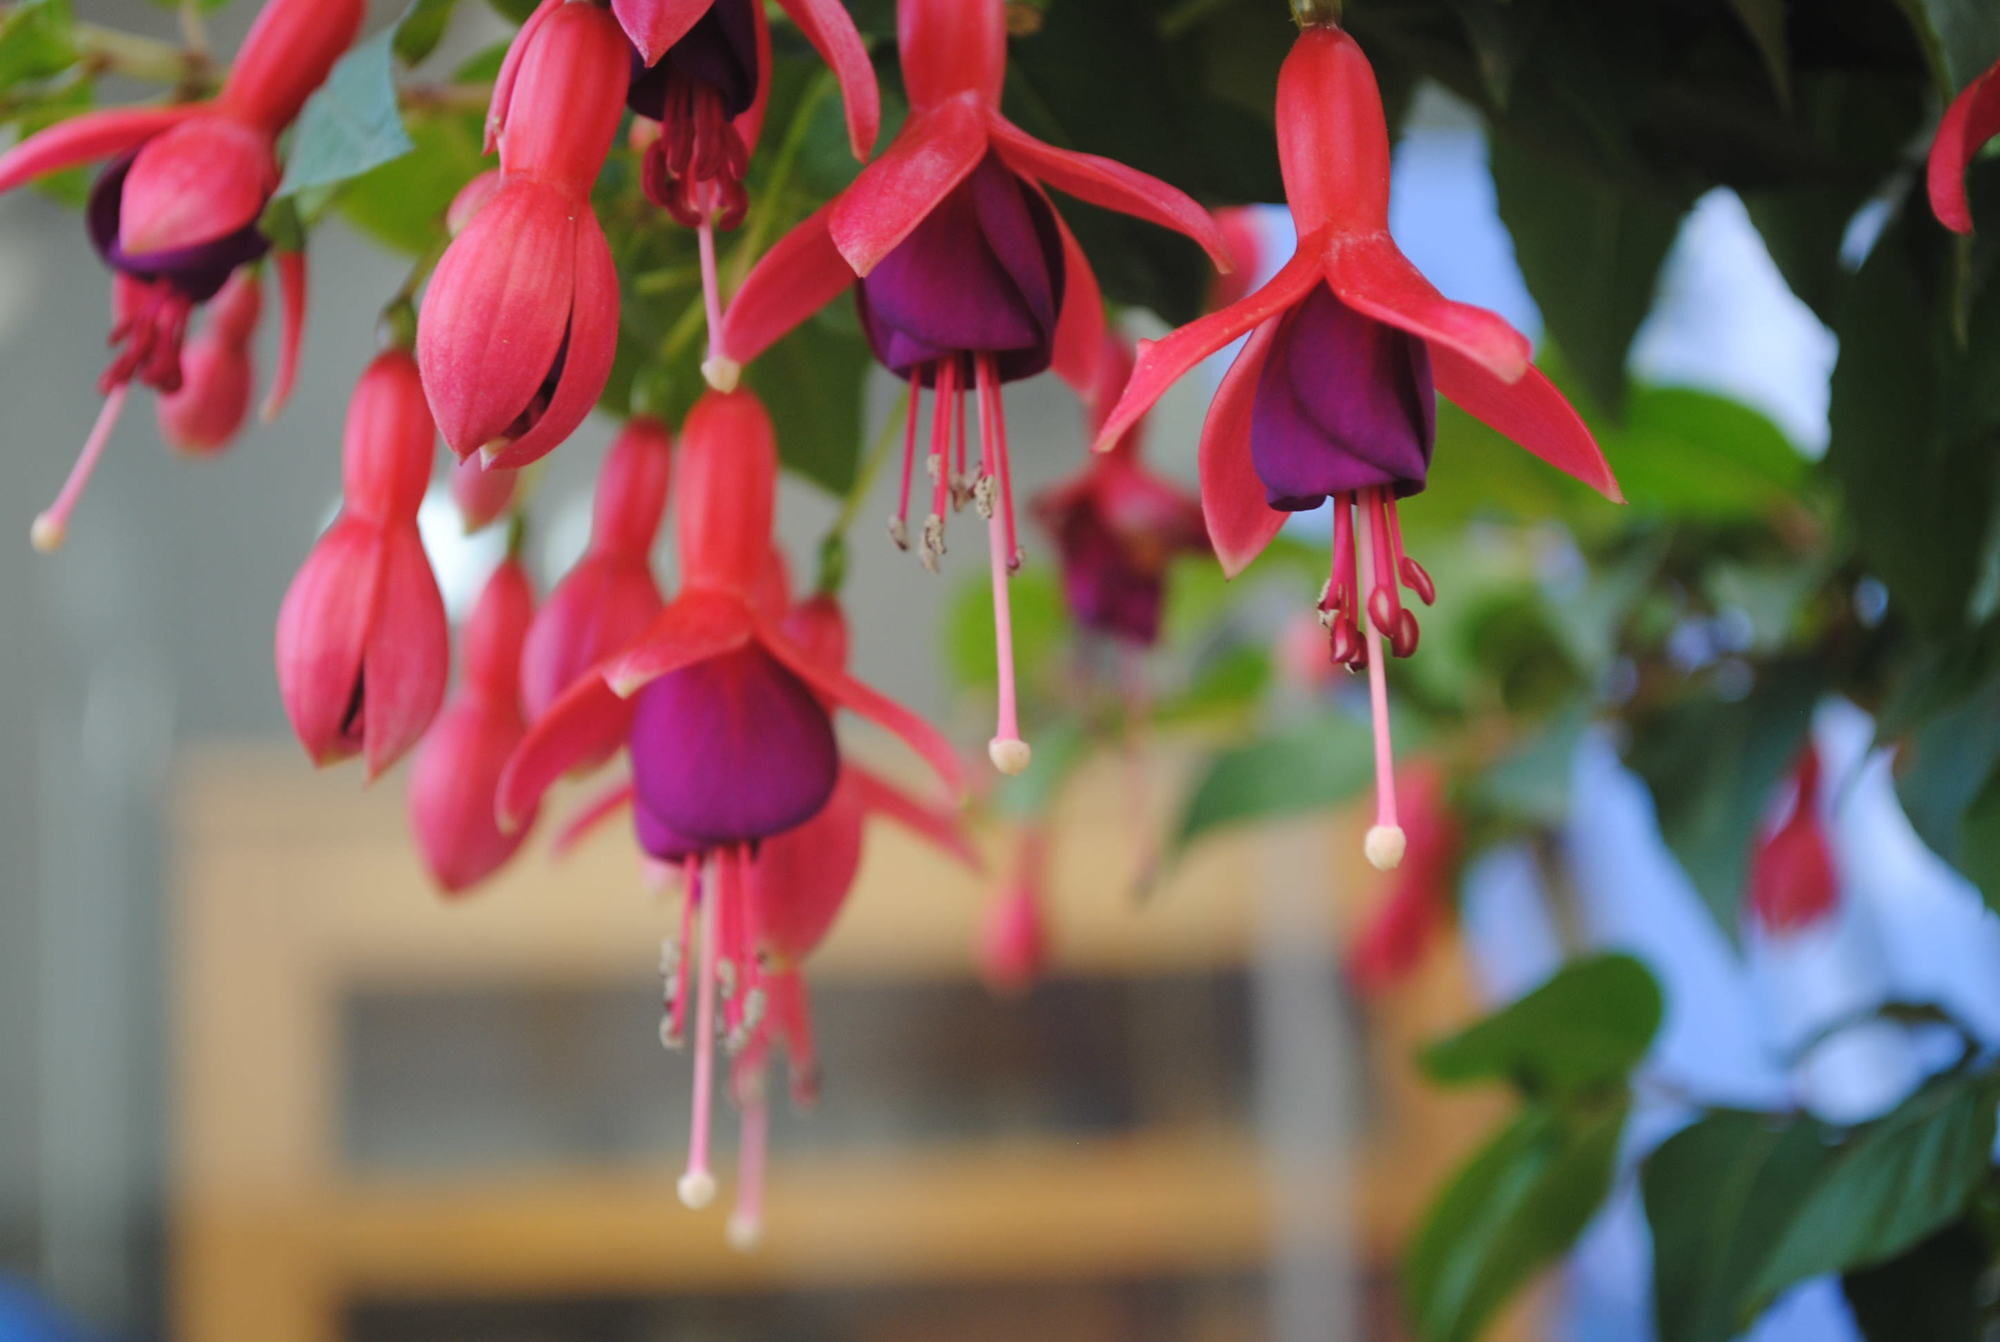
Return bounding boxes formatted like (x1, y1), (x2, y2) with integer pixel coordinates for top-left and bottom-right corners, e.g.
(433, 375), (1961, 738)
(714, 0), (1233, 774)
(520, 416), (673, 722)
(977, 826), (1051, 996)
(1748, 746), (1839, 937)
(0, 0), (363, 550)
(1096, 20), (1620, 869)
(1344, 767), (1459, 997)
(274, 350), (449, 779)
(156, 268), (260, 456)
(408, 557), (538, 896)
(420, 1), (628, 469)
(449, 453), (518, 533)
(1928, 56), (2000, 234)
(1034, 334), (1209, 647)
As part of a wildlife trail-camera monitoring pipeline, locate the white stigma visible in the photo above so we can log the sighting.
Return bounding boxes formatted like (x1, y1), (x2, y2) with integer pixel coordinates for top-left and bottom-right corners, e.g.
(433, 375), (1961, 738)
(677, 1169), (717, 1209)
(989, 738), (1032, 775)
(1365, 824), (1407, 872)
(726, 1213), (764, 1252)
(30, 514), (65, 553)
(702, 356), (742, 393)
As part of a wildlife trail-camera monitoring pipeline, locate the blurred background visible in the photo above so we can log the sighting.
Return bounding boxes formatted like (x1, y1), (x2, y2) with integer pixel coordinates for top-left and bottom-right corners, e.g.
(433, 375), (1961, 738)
(4, 2), (1998, 1341)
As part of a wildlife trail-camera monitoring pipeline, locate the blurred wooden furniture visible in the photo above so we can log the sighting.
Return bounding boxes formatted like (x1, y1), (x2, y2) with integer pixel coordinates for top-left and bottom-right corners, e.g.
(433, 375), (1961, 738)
(169, 743), (1518, 1341)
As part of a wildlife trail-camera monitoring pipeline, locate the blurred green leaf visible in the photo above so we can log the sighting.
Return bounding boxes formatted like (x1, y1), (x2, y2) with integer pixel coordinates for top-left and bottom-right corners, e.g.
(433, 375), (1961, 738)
(1894, 0), (2000, 92)
(0, 0), (75, 94)
(485, 0), (539, 23)
(746, 314), (870, 495)
(1491, 138), (1694, 415)
(1725, 0), (1790, 105)
(336, 111), (483, 255)
(945, 566), (1068, 696)
(1422, 954), (1663, 1099)
(276, 17), (413, 199)
(1404, 1100), (1628, 1342)
(394, 0), (458, 67)
(1163, 711), (1377, 860)
(1842, 1223), (1986, 1342)
(1626, 659), (1823, 938)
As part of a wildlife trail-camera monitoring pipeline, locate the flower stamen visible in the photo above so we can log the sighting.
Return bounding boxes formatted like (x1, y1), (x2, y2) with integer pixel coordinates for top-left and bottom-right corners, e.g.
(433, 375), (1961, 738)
(678, 854), (722, 1209)
(33, 383), (131, 553)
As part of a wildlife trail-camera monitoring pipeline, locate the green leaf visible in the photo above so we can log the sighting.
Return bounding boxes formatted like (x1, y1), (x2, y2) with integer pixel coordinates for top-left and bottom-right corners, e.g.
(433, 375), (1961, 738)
(943, 566), (1069, 698)
(1404, 1100), (1629, 1342)
(1489, 137), (1695, 416)
(1896, 677), (2000, 914)
(1842, 1223), (1986, 1342)
(1894, 0), (2000, 92)
(1625, 659), (1823, 938)
(1645, 1069), (2000, 1342)
(336, 112), (483, 255)
(1162, 711), (1378, 861)
(275, 18), (414, 199)
(1422, 954), (1663, 1099)
(394, 0), (458, 67)
(745, 316), (870, 495)
(1725, 0), (1790, 105)
(485, 0), (540, 22)
(0, 0), (76, 94)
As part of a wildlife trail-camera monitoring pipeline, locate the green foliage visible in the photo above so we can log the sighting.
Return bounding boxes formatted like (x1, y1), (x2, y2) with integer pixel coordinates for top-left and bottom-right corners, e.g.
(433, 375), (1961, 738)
(1842, 1223), (1988, 1342)
(1161, 711), (1379, 862)
(276, 10), (420, 200)
(1645, 1066), (2000, 1342)
(1421, 954), (1663, 1099)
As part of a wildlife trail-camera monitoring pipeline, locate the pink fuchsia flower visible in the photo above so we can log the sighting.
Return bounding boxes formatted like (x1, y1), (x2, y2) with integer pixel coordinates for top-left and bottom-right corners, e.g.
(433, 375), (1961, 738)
(1096, 19), (1620, 870)
(448, 453), (518, 534)
(156, 268), (260, 456)
(420, 2), (628, 470)
(1033, 334), (1208, 646)
(498, 388), (966, 847)
(520, 416), (674, 723)
(1928, 57), (2000, 234)
(714, 0), (1233, 774)
(1343, 767), (1460, 997)
(977, 826), (1051, 996)
(274, 350), (448, 779)
(1748, 746), (1839, 937)
(1, 0), (364, 551)
(408, 557), (538, 896)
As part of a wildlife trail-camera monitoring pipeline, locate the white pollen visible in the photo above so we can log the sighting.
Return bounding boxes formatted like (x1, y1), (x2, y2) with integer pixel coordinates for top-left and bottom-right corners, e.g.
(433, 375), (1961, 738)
(702, 357), (742, 393)
(1365, 825), (1407, 872)
(30, 514), (64, 553)
(726, 1214), (763, 1252)
(989, 738), (1032, 775)
(677, 1169), (716, 1209)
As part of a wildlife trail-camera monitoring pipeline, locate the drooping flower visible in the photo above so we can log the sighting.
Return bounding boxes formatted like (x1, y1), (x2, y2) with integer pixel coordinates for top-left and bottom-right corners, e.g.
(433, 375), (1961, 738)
(1096, 19), (1619, 869)
(977, 825), (1050, 995)
(1748, 746), (1839, 937)
(714, 0), (1234, 774)
(274, 349), (449, 778)
(520, 416), (673, 723)
(1927, 56), (2000, 234)
(1344, 767), (1460, 996)
(421, 1), (628, 468)
(1034, 334), (1208, 647)
(408, 557), (538, 896)
(0, 0), (364, 549)
(448, 453), (518, 534)
(157, 267), (260, 456)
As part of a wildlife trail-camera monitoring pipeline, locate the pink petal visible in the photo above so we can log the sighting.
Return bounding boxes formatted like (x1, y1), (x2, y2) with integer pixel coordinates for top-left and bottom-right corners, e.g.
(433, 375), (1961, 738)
(1324, 232), (1530, 385)
(1094, 245), (1322, 453)
(1929, 60), (2000, 235)
(758, 620), (967, 802)
(848, 763), (980, 870)
(273, 515), (382, 768)
(221, 0), (366, 133)
(362, 526), (450, 780)
(774, 0), (881, 159)
(734, 2), (774, 156)
(486, 0), (563, 154)
(612, 0), (713, 67)
(260, 248), (306, 423)
(602, 589), (757, 696)
(828, 95), (988, 276)
(1433, 348), (1624, 502)
(407, 695), (533, 895)
(0, 103), (202, 195)
(482, 210), (620, 468)
(1048, 201), (1107, 395)
(989, 114), (1234, 272)
(118, 117), (277, 254)
(417, 179), (576, 457)
(716, 203), (854, 366)
(1200, 321), (1288, 577)
(498, 676), (636, 831)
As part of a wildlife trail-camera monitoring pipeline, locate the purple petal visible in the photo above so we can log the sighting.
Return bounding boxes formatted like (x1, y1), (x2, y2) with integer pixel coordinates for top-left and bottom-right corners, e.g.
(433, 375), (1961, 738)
(88, 156), (267, 303)
(1250, 282), (1435, 511)
(635, 800), (706, 863)
(856, 153), (1065, 383)
(1048, 501), (1168, 646)
(630, 643), (839, 845)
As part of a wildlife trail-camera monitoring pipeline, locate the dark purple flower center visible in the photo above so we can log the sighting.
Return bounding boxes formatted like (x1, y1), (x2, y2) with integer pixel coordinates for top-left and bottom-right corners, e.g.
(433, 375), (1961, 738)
(635, 800), (705, 863)
(1250, 283), (1435, 512)
(856, 152), (1066, 386)
(627, 0), (758, 229)
(1048, 501), (1172, 646)
(626, 0), (759, 121)
(630, 643), (839, 846)
(87, 154), (269, 305)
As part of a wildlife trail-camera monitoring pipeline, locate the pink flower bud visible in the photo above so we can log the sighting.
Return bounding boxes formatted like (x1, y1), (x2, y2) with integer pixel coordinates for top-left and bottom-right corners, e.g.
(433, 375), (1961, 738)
(274, 351), (448, 778)
(157, 269), (261, 455)
(677, 391), (776, 597)
(978, 829), (1050, 995)
(520, 417), (671, 721)
(1749, 747), (1839, 936)
(409, 559), (539, 895)
(449, 455), (518, 534)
